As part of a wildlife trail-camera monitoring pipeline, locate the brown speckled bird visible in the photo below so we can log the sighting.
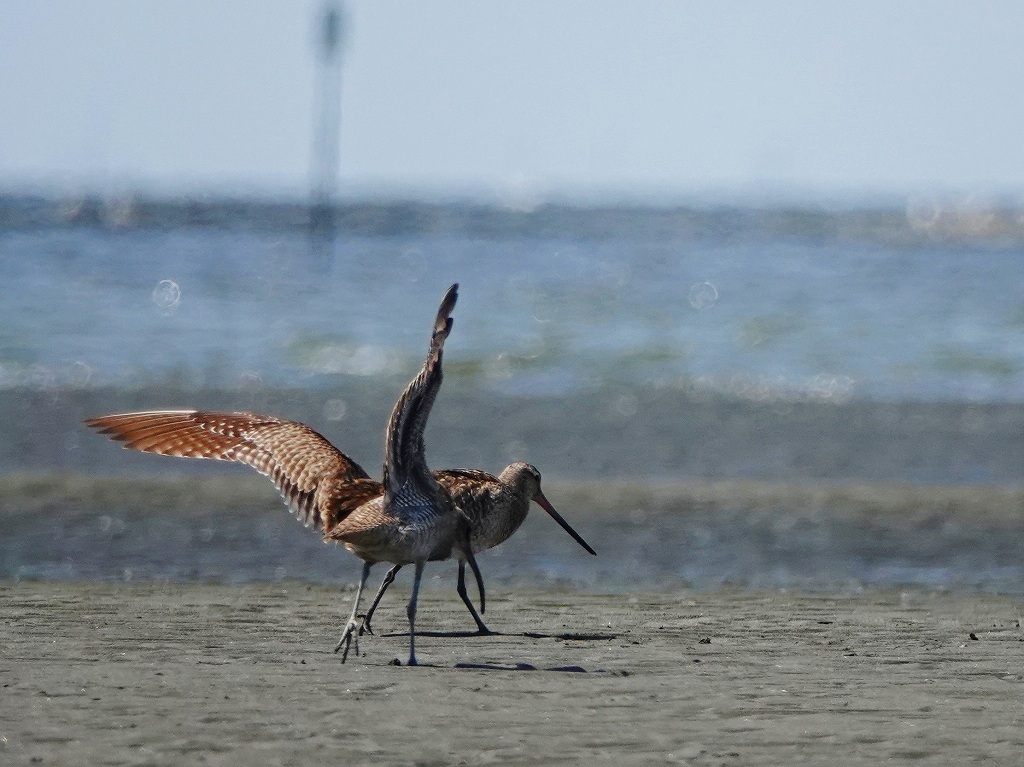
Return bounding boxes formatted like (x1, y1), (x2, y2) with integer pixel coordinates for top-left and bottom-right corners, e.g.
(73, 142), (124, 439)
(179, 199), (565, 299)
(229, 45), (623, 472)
(360, 463), (596, 636)
(85, 284), (474, 666)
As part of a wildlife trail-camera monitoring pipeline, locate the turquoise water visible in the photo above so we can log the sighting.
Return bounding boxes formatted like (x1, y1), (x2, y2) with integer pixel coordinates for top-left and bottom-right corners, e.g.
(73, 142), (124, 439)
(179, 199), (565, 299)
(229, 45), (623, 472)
(3, 199), (1024, 402)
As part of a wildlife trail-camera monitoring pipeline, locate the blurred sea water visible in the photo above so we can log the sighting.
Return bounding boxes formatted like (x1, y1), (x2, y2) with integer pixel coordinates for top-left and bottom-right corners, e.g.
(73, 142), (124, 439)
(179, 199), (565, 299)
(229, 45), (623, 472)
(5, 194), (1024, 592)
(3, 194), (1024, 403)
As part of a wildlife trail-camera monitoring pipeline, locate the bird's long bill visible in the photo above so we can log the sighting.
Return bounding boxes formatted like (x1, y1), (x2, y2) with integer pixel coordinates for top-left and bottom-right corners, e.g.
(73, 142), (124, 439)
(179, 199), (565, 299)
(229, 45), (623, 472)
(533, 491), (597, 555)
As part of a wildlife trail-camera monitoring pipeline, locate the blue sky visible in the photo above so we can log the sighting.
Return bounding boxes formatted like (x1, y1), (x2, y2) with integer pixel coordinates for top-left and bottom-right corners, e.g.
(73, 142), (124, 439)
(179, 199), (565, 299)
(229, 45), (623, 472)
(3, 1), (1024, 200)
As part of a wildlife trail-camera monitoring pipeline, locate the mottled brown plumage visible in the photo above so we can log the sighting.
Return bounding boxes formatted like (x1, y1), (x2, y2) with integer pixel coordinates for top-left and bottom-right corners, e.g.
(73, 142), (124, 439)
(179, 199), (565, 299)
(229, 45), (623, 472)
(84, 410), (376, 531)
(360, 462), (596, 635)
(440, 463), (594, 555)
(85, 284), (469, 666)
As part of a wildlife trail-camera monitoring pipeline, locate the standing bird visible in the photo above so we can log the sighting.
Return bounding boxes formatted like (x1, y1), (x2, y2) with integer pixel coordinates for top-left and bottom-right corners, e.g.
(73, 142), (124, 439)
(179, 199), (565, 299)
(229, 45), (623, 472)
(85, 284), (473, 666)
(360, 463), (596, 636)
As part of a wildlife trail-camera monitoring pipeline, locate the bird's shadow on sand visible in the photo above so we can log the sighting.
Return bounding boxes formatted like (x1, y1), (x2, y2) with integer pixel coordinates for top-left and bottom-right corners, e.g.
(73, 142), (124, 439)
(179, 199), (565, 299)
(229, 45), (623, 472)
(380, 630), (618, 640)
(375, 630), (621, 672)
(382, 658), (626, 674)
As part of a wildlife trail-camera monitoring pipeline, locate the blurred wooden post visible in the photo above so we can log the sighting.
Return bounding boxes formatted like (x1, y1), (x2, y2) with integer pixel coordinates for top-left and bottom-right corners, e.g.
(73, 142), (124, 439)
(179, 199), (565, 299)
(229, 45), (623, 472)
(309, 3), (345, 257)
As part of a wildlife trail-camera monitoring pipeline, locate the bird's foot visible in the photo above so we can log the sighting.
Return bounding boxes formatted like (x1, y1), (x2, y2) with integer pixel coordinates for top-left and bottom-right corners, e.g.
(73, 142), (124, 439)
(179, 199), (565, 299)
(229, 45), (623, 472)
(357, 613), (375, 637)
(333, 618), (360, 661)
(469, 617), (494, 636)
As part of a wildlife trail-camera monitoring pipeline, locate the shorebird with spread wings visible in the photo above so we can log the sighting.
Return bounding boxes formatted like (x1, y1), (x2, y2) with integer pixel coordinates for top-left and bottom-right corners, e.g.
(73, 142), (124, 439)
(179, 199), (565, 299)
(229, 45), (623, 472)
(86, 283), (596, 663)
(87, 285), (472, 666)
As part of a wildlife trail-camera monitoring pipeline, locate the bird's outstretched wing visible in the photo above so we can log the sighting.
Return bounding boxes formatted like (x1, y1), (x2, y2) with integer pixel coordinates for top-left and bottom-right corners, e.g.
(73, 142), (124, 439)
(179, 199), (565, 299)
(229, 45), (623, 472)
(84, 410), (376, 531)
(382, 283), (458, 499)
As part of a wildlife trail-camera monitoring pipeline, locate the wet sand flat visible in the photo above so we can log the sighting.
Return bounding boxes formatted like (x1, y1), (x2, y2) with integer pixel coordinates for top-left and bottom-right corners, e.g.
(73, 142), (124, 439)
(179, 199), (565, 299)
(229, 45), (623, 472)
(2, 582), (1023, 765)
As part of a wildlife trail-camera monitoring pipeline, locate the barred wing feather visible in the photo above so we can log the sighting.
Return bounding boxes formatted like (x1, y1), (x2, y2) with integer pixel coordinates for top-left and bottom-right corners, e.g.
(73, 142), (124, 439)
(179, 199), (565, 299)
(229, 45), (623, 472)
(84, 410), (371, 531)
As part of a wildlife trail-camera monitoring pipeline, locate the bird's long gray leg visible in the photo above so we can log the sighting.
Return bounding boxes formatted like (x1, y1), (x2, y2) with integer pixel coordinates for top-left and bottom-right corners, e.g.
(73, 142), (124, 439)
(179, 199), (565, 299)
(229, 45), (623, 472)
(335, 561), (372, 661)
(405, 560), (426, 666)
(361, 564), (402, 636)
(456, 558), (492, 635)
(465, 549), (486, 614)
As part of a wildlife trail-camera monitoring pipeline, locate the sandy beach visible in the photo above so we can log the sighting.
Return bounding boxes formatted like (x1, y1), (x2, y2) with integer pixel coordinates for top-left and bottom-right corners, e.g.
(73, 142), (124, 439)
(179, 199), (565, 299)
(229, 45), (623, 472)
(2, 581), (1023, 765)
